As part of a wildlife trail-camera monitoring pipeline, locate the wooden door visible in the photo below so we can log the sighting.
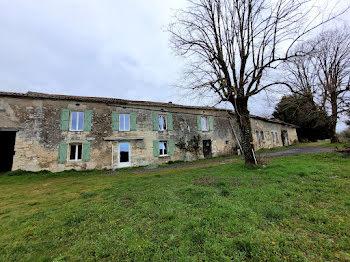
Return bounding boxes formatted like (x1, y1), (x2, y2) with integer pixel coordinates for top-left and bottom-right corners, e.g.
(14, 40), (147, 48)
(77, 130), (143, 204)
(203, 140), (212, 158)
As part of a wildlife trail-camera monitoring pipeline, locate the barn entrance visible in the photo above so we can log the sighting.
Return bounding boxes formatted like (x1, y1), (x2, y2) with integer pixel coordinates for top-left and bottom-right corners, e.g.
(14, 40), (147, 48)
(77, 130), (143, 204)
(0, 130), (17, 172)
(203, 140), (212, 158)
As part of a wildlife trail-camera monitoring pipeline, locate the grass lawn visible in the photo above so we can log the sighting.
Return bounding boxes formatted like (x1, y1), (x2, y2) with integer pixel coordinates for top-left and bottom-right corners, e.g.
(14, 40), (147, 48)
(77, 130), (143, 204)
(0, 152), (349, 261)
(256, 141), (346, 155)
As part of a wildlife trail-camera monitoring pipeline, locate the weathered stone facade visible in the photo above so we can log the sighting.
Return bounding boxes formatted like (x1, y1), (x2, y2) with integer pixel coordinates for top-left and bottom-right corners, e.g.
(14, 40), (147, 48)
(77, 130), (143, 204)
(0, 92), (298, 172)
(251, 117), (298, 150)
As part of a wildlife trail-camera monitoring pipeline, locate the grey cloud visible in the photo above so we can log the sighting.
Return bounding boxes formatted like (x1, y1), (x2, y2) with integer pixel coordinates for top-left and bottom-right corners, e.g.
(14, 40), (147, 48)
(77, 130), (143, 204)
(0, 0), (348, 131)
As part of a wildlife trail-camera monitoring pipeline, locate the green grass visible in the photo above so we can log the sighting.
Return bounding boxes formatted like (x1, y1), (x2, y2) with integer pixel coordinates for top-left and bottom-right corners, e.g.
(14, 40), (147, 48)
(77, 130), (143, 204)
(296, 141), (346, 149)
(256, 141), (345, 154)
(0, 153), (349, 261)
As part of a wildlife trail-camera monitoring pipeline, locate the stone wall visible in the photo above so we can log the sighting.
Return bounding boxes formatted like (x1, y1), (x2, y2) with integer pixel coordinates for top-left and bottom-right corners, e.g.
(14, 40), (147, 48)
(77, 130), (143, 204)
(0, 95), (298, 172)
(251, 118), (298, 150)
(1, 97), (238, 172)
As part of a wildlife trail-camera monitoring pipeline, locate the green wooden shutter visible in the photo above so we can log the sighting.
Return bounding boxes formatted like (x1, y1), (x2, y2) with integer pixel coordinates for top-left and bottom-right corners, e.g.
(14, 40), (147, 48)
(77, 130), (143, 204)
(153, 140), (159, 157)
(82, 142), (91, 162)
(152, 112), (158, 131)
(58, 142), (67, 163)
(209, 116), (214, 131)
(130, 112), (136, 131)
(112, 111), (119, 131)
(167, 113), (173, 131)
(197, 115), (202, 131)
(84, 110), (92, 131)
(60, 109), (69, 131)
(169, 140), (175, 156)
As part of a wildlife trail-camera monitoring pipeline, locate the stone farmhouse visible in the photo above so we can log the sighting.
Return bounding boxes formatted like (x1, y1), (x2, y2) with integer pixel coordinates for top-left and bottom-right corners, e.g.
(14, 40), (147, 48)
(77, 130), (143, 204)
(0, 91), (298, 172)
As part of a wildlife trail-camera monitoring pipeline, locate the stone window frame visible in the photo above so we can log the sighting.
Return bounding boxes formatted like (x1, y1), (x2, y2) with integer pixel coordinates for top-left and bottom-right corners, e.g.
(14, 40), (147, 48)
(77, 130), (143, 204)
(201, 116), (209, 131)
(158, 114), (167, 131)
(159, 141), (168, 156)
(119, 114), (130, 131)
(69, 143), (83, 161)
(272, 131), (279, 143)
(255, 130), (260, 143)
(260, 131), (264, 141)
(70, 111), (84, 131)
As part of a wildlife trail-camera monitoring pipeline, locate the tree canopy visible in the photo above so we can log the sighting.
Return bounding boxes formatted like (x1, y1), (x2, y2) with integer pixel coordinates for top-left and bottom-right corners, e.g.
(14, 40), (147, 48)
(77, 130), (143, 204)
(273, 95), (330, 141)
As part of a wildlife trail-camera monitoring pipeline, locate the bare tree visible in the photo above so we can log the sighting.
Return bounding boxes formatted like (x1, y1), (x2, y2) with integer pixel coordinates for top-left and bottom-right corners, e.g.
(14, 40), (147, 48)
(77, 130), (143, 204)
(282, 43), (329, 129)
(315, 28), (350, 142)
(283, 43), (319, 104)
(168, 0), (347, 164)
(284, 28), (350, 143)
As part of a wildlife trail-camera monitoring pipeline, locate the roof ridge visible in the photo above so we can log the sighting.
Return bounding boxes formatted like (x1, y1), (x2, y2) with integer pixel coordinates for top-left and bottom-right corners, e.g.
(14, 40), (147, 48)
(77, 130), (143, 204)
(0, 90), (297, 127)
(0, 90), (223, 111)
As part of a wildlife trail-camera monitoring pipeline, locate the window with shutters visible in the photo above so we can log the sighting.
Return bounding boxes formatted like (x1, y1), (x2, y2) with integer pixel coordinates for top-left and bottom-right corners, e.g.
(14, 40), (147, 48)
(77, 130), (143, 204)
(153, 113), (173, 131)
(69, 144), (82, 161)
(158, 115), (167, 131)
(159, 141), (168, 156)
(119, 114), (130, 131)
(197, 115), (213, 131)
(201, 117), (208, 131)
(70, 112), (84, 131)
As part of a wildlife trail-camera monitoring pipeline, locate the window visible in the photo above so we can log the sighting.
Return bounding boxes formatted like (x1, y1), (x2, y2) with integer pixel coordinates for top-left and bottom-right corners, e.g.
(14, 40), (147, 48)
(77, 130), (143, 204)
(272, 131), (279, 143)
(119, 114), (130, 131)
(256, 130), (260, 144)
(70, 112), (84, 131)
(201, 117), (208, 131)
(159, 141), (168, 156)
(260, 131), (264, 141)
(69, 144), (82, 161)
(158, 115), (167, 131)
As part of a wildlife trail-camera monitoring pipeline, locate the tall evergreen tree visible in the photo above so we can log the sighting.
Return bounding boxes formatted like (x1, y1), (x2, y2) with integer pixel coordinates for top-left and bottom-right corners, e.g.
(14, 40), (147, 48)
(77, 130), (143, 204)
(273, 95), (330, 141)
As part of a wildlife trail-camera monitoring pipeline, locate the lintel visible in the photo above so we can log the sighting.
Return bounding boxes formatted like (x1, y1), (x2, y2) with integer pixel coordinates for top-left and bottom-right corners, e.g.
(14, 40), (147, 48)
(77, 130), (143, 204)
(0, 127), (19, 132)
(103, 137), (144, 141)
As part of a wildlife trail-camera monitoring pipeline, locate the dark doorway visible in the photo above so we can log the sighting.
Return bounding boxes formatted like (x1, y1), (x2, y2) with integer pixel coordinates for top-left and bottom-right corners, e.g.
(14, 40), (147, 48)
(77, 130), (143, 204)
(281, 130), (289, 146)
(203, 140), (212, 158)
(0, 131), (16, 172)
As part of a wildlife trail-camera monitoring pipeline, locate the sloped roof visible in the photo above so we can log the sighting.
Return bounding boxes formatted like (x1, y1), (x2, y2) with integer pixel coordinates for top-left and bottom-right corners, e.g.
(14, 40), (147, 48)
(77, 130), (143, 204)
(0, 91), (297, 127)
(251, 115), (298, 128)
(0, 91), (221, 111)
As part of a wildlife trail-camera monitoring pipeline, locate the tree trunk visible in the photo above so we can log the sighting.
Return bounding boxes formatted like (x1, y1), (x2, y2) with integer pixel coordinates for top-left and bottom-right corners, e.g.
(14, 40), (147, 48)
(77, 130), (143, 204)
(231, 97), (256, 165)
(329, 92), (338, 143)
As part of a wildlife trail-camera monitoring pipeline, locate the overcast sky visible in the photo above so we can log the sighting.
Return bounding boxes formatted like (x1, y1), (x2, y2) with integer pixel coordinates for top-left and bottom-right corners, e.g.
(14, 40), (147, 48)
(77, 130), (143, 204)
(0, 0), (348, 131)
